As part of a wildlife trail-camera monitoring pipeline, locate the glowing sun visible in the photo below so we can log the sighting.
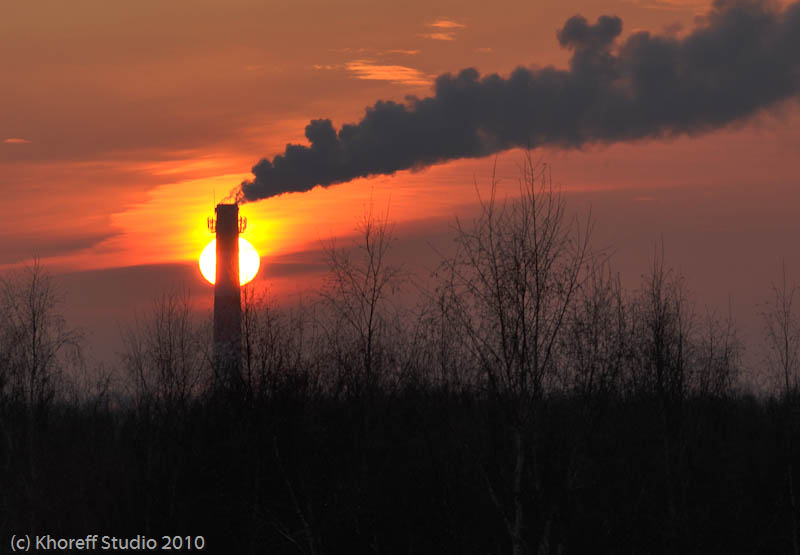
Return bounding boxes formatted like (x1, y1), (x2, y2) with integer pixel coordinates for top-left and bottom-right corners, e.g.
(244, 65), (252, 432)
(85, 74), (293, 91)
(199, 237), (260, 285)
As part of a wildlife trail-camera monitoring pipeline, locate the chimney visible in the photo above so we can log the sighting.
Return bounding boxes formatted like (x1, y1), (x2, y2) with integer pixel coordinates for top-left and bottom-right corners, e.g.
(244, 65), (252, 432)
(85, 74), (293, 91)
(212, 202), (242, 384)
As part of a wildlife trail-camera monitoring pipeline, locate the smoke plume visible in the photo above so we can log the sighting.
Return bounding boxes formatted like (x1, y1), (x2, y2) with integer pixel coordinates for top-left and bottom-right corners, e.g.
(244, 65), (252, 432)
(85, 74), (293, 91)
(238, 0), (800, 202)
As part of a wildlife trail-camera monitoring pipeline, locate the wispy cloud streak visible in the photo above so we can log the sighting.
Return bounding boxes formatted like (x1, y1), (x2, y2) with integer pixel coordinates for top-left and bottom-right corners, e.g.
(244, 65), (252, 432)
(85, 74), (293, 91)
(427, 19), (467, 29)
(345, 60), (432, 86)
(419, 32), (457, 41)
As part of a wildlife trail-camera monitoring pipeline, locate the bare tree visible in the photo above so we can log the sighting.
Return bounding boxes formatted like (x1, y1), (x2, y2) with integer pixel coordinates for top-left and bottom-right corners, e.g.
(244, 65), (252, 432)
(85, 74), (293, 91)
(762, 261), (800, 397)
(0, 259), (82, 531)
(438, 157), (593, 554)
(628, 244), (695, 545)
(761, 261), (800, 555)
(0, 259), (81, 412)
(693, 302), (741, 397)
(117, 287), (210, 533)
(629, 242), (695, 401)
(121, 287), (209, 411)
(313, 203), (412, 551)
(416, 284), (475, 391)
(560, 262), (628, 399)
(626, 243), (740, 548)
(241, 285), (313, 398)
(317, 204), (405, 397)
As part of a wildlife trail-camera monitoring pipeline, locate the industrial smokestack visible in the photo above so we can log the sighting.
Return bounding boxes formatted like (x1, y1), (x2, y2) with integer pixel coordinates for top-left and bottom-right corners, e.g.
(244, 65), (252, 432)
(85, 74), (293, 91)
(212, 202), (242, 385)
(236, 0), (800, 202)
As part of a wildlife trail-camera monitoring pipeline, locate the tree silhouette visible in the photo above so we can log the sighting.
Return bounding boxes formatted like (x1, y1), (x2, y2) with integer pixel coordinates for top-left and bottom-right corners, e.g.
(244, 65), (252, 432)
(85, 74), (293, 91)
(438, 157), (594, 554)
(0, 259), (82, 532)
(761, 261), (800, 554)
(121, 286), (209, 411)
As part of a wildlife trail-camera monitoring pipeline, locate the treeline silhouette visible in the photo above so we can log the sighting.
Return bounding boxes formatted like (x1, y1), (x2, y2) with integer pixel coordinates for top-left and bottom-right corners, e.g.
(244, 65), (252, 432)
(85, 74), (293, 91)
(2, 162), (800, 553)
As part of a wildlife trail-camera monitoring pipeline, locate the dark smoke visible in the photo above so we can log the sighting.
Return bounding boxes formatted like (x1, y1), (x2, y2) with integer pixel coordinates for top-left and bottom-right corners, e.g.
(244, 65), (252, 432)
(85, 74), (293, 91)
(238, 0), (800, 202)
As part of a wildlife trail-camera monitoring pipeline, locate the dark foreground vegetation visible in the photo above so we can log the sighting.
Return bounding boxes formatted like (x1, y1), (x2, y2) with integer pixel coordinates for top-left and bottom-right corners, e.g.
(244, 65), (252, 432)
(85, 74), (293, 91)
(3, 163), (800, 553)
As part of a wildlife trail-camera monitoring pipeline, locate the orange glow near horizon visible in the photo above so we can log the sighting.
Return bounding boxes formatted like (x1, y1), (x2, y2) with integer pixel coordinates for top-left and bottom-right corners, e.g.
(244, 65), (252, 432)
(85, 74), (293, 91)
(199, 237), (260, 285)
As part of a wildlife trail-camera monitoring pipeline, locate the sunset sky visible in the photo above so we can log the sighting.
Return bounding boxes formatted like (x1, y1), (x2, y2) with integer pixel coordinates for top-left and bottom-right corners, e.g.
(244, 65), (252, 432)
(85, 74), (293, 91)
(3, 0), (800, 381)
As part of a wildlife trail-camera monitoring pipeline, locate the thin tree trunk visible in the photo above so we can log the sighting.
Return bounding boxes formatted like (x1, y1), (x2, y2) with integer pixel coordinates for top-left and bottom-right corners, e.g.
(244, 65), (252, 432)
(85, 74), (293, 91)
(788, 463), (799, 555)
(512, 427), (525, 555)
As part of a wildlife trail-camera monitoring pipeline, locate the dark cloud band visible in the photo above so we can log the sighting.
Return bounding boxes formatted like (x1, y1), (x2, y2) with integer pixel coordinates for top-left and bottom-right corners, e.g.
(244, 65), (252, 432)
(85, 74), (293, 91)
(238, 0), (800, 202)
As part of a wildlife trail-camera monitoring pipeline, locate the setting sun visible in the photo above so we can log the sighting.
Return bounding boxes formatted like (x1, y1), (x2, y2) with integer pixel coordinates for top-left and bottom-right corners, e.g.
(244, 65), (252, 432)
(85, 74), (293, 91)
(199, 237), (260, 285)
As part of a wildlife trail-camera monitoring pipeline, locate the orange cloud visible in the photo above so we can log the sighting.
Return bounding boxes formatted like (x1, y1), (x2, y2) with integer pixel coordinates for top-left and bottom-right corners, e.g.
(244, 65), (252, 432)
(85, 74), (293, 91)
(628, 0), (709, 12)
(419, 32), (456, 41)
(345, 60), (432, 86)
(313, 63), (343, 70)
(428, 19), (466, 29)
(385, 49), (421, 55)
(419, 18), (466, 41)
(3, 137), (31, 144)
